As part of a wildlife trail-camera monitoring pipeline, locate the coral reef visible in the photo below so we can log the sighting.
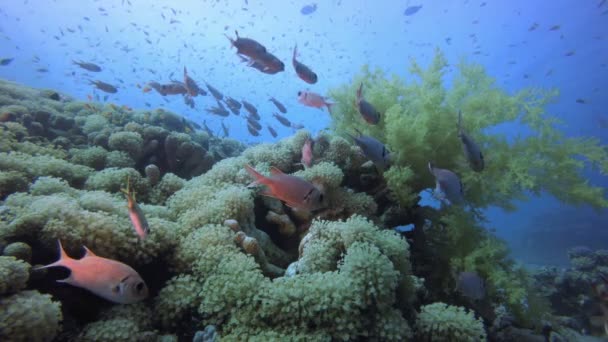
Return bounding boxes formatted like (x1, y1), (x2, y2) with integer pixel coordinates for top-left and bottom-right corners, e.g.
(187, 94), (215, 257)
(0, 48), (607, 341)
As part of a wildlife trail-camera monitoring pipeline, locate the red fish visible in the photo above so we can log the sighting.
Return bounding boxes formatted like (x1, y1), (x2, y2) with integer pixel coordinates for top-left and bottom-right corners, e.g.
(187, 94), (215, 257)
(226, 30), (267, 60)
(297, 90), (333, 112)
(36, 240), (148, 304)
(245, 164), (325, 211)
(292, 44), (318, 84)
(301, 138), (314, 168)
(121, 178), (150, 239)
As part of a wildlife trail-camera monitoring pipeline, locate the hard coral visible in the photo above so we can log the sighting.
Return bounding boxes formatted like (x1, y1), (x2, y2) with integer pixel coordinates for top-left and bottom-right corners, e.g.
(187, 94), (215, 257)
(0, 290), (62, 342)
(415, 302), (486, 342)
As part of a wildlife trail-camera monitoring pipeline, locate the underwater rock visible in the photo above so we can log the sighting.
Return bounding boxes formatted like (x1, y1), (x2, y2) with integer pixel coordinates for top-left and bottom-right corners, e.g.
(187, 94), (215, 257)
(193, 325), (219, 342)
(145, 164), (161, 186)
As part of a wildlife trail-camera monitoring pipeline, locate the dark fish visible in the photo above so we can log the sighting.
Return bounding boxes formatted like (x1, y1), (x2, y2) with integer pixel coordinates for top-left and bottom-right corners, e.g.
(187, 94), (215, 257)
(90, 80), (118, 93)
(183, 67), (201, 96)
(404, 5), (422, 16)
(576, 98), (586, 104)
(267, 125), (278, 138)
(564, 50), (575, 56)
(205, 101), (229, 117)
(356, 83), (380, 124)
(456, 271), (486, 301)
(36, 68), (49, 73)
(247, 122), (260, 136)
(242, 100), (260, 120)
(428, 162), (464, 205)
(273, 112), (291, 127)
(221, 121), (229, 137)
(254, 52), (285, 74)
(0, 57), (14, 66)
(226, 30), (266, 60)
(269, 97), (287, 113)
(528, 22), (539, 31)
(549, 25), (561, 31)
(205, 82), (224, 101)
(225, 97), (242, 115)
(246, 116), (262, 130)
(458, 110), (484, 172)
(300, 3), (317, 15)
(202, 120), (215, 137)
(292, 44), (317, 84)
(184, 94), (195, 108)
(73, 60), (101, 72)
(148, 81), (188, 96)
(347, 129), (391, 173)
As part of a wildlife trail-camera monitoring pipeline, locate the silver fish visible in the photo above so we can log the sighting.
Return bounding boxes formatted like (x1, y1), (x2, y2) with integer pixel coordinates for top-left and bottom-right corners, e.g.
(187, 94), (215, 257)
(428, 162), (464, 205)
(458, 110), (484, 172)
(348, 129), (390, 173)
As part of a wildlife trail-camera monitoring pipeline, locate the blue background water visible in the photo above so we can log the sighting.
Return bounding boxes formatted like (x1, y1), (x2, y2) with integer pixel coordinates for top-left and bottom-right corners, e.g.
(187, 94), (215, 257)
(0, 0), (606, 266)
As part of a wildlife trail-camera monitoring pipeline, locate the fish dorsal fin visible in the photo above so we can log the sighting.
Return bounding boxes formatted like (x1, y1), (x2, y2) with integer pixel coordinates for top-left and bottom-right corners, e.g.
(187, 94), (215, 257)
(82, 246), (97, 258)
(270, 167), (285, 176)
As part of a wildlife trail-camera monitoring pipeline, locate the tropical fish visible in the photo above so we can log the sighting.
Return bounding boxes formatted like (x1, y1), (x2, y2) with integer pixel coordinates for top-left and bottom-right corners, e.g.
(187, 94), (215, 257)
(0, 57), (14, 66)
(205, 82), (224, 101)
(36, 240), (148, 304)
(247, 116), (262, 130)
(206, 101), (230, 117)
(273, 112), (292, 127)
(184, 94), (195, 109)
(291, 122), (305, 130)
(458, 110), (484, 172)
(300, 3), (317, 15)
(456, 271), (486, 301)
(267, 125), (278, 138)
(549, 25), (561, 31)
(269, 97), (287, 113)
(404, 5), (422, 16)
(245, 164), (325, 211)
(73, 60), (102, 72)
(225, 97), (242, 115)
(90, 80), (118, 93)
(226, 30), (267, 60)
(355, 83), (380, 124)
(255, 52), (285, 74)
(428, 162), (464, 205)
(293, 44), (318, 84)
(242, 100), (260, 120)
(221, 121), (229, 137)
(147, 81), (187, 96)
(247, 122), (260, 136)
(528, 22), (539, 31)
(183, 66), (201, 97)
(301, 138), (314, 168)
(297, 90), (333, 112)
(347, 129), (391, 173)
(121, 178), (150, 239)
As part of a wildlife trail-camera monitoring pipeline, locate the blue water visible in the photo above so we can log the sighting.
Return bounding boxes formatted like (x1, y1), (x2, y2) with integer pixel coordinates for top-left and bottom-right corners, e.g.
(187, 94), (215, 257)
(0, 0), (606, 266)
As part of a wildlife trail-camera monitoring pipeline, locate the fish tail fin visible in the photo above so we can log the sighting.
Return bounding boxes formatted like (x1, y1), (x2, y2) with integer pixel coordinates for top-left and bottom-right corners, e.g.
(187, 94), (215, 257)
(34, 240), (72, 271)
(428, 162), (435, 174)
(293, 43), (298, 60)
(356, 83), (364, 99)
(245, 164), (269, 187)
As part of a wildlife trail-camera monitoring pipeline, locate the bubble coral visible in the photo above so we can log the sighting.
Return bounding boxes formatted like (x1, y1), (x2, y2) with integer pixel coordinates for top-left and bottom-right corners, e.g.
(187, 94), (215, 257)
(0, 290), (63, 342)
(415, 302), (486, 342)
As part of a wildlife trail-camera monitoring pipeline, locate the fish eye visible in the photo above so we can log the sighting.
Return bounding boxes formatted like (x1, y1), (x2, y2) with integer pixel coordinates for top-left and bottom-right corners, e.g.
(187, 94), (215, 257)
(112, 285), (120, 293)
(297, 91), (302, 96)
(319, 193), (324, 202)
(135, 282), (144, 293)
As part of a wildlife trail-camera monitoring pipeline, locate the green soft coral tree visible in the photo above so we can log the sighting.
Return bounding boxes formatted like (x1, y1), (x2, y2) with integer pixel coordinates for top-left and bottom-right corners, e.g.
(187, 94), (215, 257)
(329, 48), (608, 210)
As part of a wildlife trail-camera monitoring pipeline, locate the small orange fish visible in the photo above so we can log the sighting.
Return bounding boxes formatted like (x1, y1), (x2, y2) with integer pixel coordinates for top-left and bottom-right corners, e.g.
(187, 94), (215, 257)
(245, 164), (325, 211)
(301, 138), (314, 168)
(36, 240), (148, 304)
(121, 178), (150, 239)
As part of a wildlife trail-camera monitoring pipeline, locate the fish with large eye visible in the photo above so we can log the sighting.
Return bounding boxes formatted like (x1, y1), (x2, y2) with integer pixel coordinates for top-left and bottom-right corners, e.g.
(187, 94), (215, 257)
(36, 241), (148, 304)
(458, 110), (484, 172)
(355, 83), (380, 124)
(245, 164), (326, 212)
